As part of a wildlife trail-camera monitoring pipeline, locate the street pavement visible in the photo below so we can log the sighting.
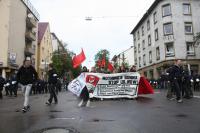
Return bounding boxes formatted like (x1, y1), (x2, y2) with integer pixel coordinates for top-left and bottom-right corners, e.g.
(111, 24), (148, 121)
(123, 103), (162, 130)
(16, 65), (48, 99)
(0, 90), (200, 133)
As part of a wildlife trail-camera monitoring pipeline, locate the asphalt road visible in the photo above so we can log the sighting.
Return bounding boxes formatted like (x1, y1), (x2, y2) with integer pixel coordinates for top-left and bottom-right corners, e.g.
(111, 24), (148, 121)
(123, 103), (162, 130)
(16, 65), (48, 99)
(0, 90), (200, 133)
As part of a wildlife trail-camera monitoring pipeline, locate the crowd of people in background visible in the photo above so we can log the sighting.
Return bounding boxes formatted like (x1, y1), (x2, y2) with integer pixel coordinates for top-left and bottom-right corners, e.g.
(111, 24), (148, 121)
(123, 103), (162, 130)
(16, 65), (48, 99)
(1, 58), (200, 109)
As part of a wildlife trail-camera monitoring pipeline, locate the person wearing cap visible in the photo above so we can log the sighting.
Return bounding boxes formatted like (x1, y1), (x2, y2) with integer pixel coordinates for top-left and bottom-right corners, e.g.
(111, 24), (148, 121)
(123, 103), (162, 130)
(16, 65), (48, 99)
(46, 63), (58, 105)
(17, 57), (38, 113)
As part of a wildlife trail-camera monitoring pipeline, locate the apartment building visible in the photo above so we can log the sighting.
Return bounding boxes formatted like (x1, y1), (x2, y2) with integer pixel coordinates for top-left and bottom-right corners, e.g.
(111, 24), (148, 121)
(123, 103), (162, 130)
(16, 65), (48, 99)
(51, 33), (65, 52)
(131, 0), (200, 79)
(0, 0), (39, 78)
(37, 22), (53, 79)
(112, 46), (135, 68)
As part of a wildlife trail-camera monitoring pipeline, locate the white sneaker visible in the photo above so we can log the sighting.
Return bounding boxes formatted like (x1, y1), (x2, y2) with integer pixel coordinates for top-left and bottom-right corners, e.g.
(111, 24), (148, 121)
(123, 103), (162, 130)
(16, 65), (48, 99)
(177, 99), (183, 103)
(78, 100), (83, 107)
(86, 100), (90, 107)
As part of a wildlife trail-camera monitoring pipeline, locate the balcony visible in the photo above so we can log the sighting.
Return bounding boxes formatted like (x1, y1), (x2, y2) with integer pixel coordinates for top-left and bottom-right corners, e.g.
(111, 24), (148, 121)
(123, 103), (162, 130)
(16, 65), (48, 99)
(25, 30), (36, 41)
(24, 46), (35, 56)
(26, 17), (37, 28)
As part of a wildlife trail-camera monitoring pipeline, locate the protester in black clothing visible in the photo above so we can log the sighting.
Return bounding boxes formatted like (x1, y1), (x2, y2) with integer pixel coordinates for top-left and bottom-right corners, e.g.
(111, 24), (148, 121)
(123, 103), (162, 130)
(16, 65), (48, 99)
(0, 76), (5, 99)
(78, 86), (90, 107)
(10, 73), (18, 97)
(182, 69), (193, 99)
(46, 63), (58, 105)
(166, 59), (183, 103)
(17, 57), (38, 113)
(4, 78), (10, 96)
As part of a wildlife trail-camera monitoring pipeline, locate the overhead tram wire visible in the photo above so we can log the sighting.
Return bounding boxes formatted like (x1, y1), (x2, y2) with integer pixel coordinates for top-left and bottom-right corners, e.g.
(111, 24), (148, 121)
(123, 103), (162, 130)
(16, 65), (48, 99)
(84, 15), (141, 21)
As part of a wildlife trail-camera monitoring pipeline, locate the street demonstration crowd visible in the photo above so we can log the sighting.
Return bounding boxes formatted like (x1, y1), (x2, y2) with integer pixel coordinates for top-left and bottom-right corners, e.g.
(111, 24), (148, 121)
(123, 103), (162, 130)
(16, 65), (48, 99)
(0, 58), (199, 113)
(149, 59), (200, 103)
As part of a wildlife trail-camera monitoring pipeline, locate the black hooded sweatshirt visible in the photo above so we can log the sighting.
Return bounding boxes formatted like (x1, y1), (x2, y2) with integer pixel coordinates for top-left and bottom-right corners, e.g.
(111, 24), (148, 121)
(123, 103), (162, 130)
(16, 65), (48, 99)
(17, 65), (38, 85)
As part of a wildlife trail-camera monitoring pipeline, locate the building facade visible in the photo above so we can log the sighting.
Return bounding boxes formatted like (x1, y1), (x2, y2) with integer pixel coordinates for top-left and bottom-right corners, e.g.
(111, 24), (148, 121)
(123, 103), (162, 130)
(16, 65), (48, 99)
(51, 33), (65, 52)
(0, 0), (39, 78)
(113, 47), (135, 68)
(131, 0), (200, 79)
(37, 22), (53, 79)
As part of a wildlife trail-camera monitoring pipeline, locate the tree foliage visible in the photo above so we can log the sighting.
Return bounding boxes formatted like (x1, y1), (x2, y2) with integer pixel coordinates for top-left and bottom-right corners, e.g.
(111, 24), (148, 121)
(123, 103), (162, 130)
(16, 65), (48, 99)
(52, 50), (81, 78)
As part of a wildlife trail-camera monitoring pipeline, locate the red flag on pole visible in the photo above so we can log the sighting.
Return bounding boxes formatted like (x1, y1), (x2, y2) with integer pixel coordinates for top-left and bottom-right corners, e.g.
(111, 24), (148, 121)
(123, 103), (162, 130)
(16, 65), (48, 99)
(72, 49), (86, 68)
(108, 62), (114, 72)
(101, 58), (106, 67)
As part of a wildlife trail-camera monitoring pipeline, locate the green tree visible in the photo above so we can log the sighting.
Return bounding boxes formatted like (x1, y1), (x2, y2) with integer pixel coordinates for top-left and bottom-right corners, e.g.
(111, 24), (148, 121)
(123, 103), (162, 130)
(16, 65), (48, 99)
(52, 50), (81, 78)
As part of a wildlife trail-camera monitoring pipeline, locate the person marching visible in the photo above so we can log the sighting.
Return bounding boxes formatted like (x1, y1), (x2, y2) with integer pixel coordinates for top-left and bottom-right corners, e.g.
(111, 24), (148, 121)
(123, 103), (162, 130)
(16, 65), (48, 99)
(78, 66), (90, 107)
(167, 59), (183, 103)
(46, 63), (58, 105)
(17, 57), (38, 113)
(0, 76), (6, 99)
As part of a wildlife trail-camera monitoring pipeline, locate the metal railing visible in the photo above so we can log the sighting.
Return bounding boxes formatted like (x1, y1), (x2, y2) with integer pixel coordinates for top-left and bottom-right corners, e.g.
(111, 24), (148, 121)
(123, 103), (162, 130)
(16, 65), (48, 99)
(21, 0), (40, 20)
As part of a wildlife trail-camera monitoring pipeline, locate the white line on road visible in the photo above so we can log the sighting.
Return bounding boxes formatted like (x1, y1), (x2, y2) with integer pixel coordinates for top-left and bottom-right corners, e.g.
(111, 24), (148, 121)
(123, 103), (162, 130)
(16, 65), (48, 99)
(54, 117), (76, 120)
(193, 96), (200, 99)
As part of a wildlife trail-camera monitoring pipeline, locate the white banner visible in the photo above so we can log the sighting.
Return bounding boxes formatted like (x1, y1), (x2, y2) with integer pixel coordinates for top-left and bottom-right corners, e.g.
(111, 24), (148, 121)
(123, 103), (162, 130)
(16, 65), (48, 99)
(68, 72), (141, 99)
(87, 72), (140, 99)
(68, 73), (86, 97)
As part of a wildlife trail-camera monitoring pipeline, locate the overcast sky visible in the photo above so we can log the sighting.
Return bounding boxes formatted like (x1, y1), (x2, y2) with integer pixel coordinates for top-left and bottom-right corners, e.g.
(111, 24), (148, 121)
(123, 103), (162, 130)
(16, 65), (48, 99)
(30, 0), (155, 69)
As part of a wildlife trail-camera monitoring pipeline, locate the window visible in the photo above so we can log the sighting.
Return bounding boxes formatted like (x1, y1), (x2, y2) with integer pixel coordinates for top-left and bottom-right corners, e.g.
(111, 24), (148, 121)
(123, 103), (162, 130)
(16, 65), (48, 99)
(147, 20), (150, 31)
(148, 35), (151, 46)
(156, 47), (160, 60)
(165, 42), (175, 57)
(139, 57), (141, 67)
(162, 4), (171, 17)
(163, 23), (173, 35)
(137, 31), (140, 40)
(149, 51), (152, 63)
(186, 42), (195, 55)
(142, 40), (145, 50)
(185, 22), (193, 34)
(153, 12), (157, 24)
(155, 29), (159, 41)
(183, 3), (191, 15)
(143, 54), (146, 66)
(142, 26), (144, 36)
(138, 43), (141, 53)
(133, 34), (136, 41)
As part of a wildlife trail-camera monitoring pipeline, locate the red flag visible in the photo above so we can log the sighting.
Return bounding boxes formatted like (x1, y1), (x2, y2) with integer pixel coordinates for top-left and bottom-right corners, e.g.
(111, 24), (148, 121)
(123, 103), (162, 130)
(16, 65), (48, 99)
(108, 62), (114, 72)
(138, 77), (154, 95)
(86, 75), (100, 87)
(101, 58), (106, 67)
(72, 49), (86, 68)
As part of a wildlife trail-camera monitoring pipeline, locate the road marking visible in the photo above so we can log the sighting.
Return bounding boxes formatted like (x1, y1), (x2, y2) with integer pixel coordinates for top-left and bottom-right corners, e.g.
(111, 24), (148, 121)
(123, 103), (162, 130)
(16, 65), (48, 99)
(54, 117), (76, 120)
(154, 91), (160, 94)
(193, 96), (200, 99)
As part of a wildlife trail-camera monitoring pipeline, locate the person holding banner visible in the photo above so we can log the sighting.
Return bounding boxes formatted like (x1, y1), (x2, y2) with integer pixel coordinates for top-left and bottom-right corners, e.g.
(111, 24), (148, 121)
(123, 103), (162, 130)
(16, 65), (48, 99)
(46, 64), (58, 105)
(78, 86), (90, 107)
